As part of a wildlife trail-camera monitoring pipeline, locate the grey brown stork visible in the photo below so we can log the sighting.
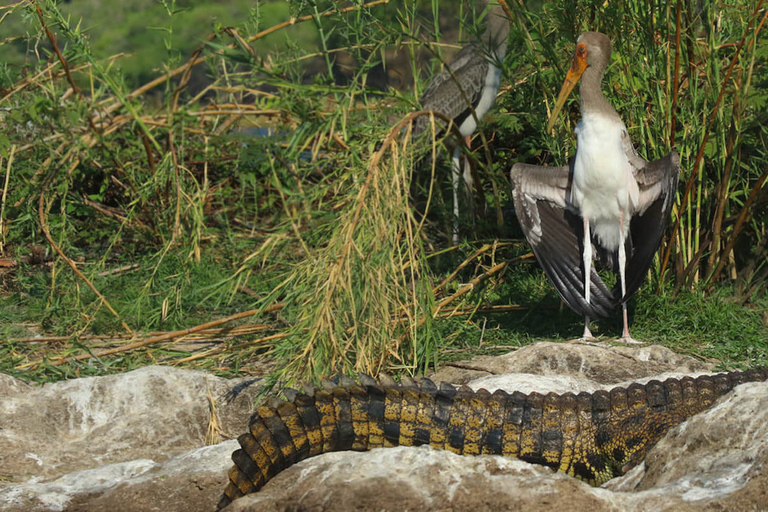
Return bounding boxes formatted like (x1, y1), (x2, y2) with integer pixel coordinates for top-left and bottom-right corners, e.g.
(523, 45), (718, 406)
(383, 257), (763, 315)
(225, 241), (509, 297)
(414, 1), (510, 244)
(509, 32), (679, 343)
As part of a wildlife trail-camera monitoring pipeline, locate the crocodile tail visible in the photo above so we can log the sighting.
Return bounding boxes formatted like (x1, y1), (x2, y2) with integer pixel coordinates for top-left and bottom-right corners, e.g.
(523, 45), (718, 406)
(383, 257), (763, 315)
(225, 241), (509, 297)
(218, 368), (768, 509)
(217, 375), (448, 509)
(589, 367), (768, 482)
(216, 374), (600, 507)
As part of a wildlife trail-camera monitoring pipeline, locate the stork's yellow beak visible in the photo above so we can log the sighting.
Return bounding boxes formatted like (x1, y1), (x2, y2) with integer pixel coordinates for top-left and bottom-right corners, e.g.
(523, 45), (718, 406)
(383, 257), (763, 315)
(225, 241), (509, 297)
(546, 42), (588, 132)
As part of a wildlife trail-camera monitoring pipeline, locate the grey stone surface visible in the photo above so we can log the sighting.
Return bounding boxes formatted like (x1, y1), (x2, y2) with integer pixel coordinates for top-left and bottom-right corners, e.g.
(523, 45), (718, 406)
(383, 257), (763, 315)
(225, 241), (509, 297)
(0, 342), (764, 512)
(0, 366), (262, 481)
(429, 340), (711, 385)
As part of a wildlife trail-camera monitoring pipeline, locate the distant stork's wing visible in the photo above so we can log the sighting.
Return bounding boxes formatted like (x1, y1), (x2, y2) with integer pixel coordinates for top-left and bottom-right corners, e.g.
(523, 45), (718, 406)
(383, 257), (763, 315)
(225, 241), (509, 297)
(510, 162), (615, 318)
(620, 151), (681, 302)
(413, 44), (489, 137)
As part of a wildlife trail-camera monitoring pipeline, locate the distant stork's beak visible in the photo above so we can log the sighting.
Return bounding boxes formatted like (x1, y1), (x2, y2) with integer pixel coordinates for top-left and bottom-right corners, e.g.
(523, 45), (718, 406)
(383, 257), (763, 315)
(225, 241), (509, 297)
(546, 42), (588, 132)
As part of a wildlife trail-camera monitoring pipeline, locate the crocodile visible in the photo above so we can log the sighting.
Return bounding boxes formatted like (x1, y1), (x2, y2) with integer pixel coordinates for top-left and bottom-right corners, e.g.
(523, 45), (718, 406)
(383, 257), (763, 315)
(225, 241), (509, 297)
(218, 367), (768, 509)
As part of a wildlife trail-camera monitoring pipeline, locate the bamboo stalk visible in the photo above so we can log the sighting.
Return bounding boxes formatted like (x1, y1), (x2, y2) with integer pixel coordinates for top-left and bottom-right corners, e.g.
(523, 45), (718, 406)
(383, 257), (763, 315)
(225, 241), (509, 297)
(0, 145), (15, 254)
(658, 0), (765, 289)
(33, 1), (102, 136)
(669, 0), (682, 147)
(708, 165), (768, 284)
(93, 0), (390, 118)
(705, 90), (741, 277)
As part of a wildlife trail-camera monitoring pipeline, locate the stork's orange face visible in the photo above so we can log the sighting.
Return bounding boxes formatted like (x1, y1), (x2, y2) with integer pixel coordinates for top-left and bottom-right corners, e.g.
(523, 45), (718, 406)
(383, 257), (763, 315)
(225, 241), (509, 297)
(546, 41), (589, 132)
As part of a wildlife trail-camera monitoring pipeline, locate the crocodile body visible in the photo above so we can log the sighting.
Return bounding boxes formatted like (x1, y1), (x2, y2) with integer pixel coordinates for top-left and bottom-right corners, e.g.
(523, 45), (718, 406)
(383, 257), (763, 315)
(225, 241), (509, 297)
(219, 368), (767, 509)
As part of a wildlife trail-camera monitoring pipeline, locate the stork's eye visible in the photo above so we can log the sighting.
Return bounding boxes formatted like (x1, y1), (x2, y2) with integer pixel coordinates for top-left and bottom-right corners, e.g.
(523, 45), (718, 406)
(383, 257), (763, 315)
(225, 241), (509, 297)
(577, 44), (587, 57)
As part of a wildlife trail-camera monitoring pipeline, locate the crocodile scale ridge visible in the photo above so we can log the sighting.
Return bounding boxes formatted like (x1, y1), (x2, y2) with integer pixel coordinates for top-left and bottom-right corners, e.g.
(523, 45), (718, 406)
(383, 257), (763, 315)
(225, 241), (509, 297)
(218, 367), (768, 509)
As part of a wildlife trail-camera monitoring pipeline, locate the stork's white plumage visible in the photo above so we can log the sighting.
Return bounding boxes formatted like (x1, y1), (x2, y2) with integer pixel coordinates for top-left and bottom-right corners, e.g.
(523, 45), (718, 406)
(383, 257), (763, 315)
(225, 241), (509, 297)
(572, 112), (639, 250)
(510, 32), (679, 343)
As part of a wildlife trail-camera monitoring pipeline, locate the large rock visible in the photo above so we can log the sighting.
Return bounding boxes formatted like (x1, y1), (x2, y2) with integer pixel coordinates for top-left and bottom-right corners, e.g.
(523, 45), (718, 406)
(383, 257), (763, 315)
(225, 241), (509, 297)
(0, 342), (765, 512)
(429, 340), (711, 385)
(0, 441), (237, 512)
(0, 366), (262, 511)
(226, 446), (614, 512)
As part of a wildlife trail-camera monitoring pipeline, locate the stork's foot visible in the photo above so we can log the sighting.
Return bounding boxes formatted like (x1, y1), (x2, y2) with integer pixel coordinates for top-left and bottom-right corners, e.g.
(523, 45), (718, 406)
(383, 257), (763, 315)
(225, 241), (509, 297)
(616, 336), (645, 345)
(581, 323), (595, 341)
(566, 338), (602, 347)
(566, 332), (599, 344)
(565, 319), (600, 343)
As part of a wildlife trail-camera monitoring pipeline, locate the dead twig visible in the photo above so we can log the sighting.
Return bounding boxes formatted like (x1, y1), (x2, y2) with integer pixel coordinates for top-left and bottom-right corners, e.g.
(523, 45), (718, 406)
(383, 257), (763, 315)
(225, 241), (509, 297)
(7, 322), (272, 344)
(173, 333), (287, 365)
(432, 253), (533, 318)
(38, 192), (132, 334)
(15, 303), (286, 369)
(435, 304), (527, 318)
(433, 243), (515, 294)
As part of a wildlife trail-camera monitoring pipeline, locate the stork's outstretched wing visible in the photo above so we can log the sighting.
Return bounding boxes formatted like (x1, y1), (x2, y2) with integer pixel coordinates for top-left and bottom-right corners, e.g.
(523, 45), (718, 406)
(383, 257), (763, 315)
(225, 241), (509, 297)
(510, 151), (680, 317)
(621, 151), (680, 302)
(510, 162), (615, 318)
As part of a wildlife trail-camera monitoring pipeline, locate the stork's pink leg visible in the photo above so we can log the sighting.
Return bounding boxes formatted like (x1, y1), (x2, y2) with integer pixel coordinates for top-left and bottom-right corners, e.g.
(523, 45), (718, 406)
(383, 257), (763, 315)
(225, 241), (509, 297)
(618, 210), (643, 344)
(581, 217), (595, 340)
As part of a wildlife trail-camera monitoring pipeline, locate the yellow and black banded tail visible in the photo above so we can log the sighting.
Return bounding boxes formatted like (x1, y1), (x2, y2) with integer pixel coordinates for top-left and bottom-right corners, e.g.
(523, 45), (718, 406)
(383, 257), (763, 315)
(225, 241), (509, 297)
(218, 368), (768, 510)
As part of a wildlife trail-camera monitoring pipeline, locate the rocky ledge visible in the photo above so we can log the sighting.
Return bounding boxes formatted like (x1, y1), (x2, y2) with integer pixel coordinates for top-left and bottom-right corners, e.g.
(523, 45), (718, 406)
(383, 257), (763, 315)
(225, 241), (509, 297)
(1, 341), (766, 511)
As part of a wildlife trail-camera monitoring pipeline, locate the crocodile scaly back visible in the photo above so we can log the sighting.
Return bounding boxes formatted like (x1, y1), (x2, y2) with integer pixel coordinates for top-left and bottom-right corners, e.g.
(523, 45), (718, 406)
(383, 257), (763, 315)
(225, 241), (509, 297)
(218, 368), (767, 509)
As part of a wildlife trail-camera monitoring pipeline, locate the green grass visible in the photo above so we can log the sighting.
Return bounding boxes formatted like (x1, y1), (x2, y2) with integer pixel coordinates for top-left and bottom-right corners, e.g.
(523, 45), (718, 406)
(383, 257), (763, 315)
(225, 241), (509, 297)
(1, 240), (766, 384)
(632, 288), (768, 368)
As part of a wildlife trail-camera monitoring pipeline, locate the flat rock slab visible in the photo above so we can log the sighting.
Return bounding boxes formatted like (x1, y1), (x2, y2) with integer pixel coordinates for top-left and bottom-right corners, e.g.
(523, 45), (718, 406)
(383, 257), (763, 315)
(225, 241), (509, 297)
(0, 366), (262, 484)
(430, 340), (711, 385)
(0, 342), (764, 512)
(0, 441), (237, 512)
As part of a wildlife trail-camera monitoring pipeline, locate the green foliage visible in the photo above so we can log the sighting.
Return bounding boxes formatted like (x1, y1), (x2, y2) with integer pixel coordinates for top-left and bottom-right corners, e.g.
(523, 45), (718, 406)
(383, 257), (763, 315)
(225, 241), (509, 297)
(0, 0), (321, 87)
(0, 0), (766, 386)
